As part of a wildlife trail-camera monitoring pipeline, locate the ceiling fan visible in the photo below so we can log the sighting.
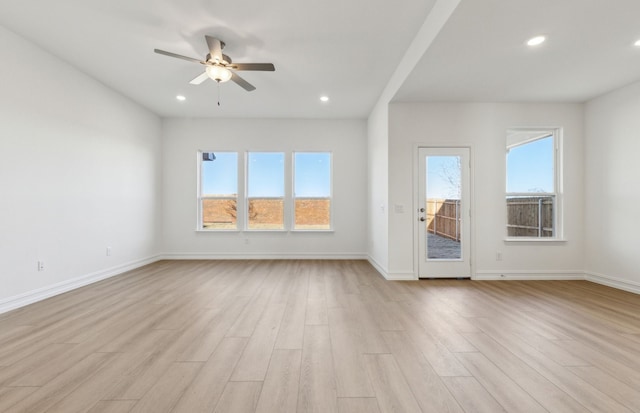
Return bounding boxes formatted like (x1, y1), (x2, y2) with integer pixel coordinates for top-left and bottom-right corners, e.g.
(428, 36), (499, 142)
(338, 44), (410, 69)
(154, 35), (275, 91)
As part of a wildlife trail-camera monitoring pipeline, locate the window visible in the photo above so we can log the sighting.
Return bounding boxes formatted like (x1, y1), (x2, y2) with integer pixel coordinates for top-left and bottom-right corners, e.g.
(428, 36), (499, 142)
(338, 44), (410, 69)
(247, 152), (285, 230)
(506, 129), (560, 238)
(294, 152), (332, 230)
(199, 152), (238, 230)
(198, 150), (332, 231)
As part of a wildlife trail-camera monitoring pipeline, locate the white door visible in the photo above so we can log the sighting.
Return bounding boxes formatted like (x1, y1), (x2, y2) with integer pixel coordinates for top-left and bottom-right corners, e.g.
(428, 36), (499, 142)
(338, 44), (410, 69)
(418, 147), (471, 278)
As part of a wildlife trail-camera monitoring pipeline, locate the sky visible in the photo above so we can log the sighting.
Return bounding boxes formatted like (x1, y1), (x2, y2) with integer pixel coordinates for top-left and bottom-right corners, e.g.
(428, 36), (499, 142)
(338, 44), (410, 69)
(425, 136), (554, 199)
(506, 136), (554, 193)
(204, 139), (551, 200)
(426, 156), (461, 199)
(201, 152), (331, 197)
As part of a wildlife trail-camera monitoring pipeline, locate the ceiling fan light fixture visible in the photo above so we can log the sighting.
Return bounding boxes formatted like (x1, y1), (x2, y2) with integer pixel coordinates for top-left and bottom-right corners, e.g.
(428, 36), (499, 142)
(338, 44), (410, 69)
(527, 36), (546, 47)
(206, 65), (232, 83)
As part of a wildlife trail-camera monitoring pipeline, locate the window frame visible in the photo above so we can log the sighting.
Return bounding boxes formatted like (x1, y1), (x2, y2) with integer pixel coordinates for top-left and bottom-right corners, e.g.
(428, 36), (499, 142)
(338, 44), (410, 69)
(245, 151), (286, 232)
(196, 150), (333, 232)
(197, 151), (242, 231)
(505, 128), (563, 241)
(292, 151), (333, 232)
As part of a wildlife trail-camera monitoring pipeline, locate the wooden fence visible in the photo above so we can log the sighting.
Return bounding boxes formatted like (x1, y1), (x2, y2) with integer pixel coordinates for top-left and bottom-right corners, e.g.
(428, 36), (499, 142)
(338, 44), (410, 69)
(506, 196), (554, 237)
(426, 196), (554, 240)
(426, 199), (461, 241)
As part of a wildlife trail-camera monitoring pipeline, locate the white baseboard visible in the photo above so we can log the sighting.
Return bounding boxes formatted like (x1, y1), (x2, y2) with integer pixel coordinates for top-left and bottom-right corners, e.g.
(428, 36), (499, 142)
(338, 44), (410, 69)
(0, 255), (162, 315)
(366, 256), (417, 280)
(473, 269), (584, 281)
(367, 256), (389, 279)
(161, 252), (368, 260)
(585, 271), (640, 295)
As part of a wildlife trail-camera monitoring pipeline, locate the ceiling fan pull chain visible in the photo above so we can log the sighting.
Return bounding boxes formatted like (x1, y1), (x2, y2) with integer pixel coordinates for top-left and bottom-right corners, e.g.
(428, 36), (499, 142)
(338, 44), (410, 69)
(217, 81), (221, 106)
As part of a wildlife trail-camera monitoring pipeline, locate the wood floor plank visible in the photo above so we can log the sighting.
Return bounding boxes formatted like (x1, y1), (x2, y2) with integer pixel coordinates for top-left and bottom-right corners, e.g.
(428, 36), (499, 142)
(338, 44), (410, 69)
(255, 349), (302, 413)
(1, 260), (640, 413)
(442, 376), (508, 413)
(0, 386), (39, 412)
(455, 352), (547, 413)
(172, 337), (248, 413)
(275, 288), (308, 350)
(462, 332), (588, 413)
(226, 284), (275, 337)
(213, 381), (263, 413)
(7, 352), (114, 413)
(363, 353), (422, 413)
(87, 400), (137, 413)
(328, 308), (375, 397)
(0, 343), (75, 386)
(176, 296), (250, 362)
(128, 362), (202, 413)
(45, 352), (149, 413)
(381, 331), (463, 413)
(336, 397), (381, 413)
(230, 302), (286, 381)
(569, 365), (640, 412)
(102, 353), (175, 400)
(475, 317), (634, 413)
(384, 301), (470, 377)
(305, 267), (329, 325)
(297, 325), (337, 413)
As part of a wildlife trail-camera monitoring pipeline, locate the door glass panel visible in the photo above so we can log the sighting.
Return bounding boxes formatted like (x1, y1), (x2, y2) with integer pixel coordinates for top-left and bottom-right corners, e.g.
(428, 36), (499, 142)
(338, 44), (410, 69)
(426, 156), (462, 260)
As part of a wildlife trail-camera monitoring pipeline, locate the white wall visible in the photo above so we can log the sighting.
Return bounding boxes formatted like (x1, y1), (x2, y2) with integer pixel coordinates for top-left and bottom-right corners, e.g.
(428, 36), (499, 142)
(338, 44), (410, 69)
(367, 102), (390, 273)
(584, 81), (640, 293)
(161, 118), (367, 258)
(388, 102), (585, 279)
(0, 25), (162, 311)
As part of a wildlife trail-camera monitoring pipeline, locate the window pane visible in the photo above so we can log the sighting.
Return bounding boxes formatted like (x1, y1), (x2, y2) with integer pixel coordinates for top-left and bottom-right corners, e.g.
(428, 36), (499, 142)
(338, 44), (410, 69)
(247, 152), (284, 197)
(201, 152), (237, 230)
(506, 131), (557, 238)
(202, 152), (238, 196)
(425, 156), (461, 259)
(295, 199), (331, 230)
(248, 199), (284, 230)
(202, 199), (237, 230)
(294, 152), (331, 230)
(506, 136), (554, 193)
(507, 196), (554, 237)
(247, 152), (284, 229)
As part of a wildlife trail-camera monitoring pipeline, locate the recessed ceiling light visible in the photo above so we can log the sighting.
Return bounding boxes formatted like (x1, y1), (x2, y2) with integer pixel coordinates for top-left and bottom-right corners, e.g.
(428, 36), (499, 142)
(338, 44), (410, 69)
(176, 95), (186, 101)
(634, 39), (640, 47)
(320, 96), (329, 102)
(527, 36), (546, 46)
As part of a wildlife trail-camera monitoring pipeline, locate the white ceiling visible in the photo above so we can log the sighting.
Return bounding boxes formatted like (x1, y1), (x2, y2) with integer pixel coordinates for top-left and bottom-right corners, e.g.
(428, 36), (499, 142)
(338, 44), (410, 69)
(0, 0), (434, 118)
(2, 0), (640, 118)
(395, 0), (640, 103)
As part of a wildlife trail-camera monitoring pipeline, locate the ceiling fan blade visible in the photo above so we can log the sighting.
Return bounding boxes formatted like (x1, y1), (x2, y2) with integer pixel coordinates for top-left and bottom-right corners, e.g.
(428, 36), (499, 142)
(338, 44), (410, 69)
(154, 49), (203, 64)
(205, 36), (224, 62)
(231, 63), (275, 71)
(230, 72), (256, 91)
(189, 72), (210, 85)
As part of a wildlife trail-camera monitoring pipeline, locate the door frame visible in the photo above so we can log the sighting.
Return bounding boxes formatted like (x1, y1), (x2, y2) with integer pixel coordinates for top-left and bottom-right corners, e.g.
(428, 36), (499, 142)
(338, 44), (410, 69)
(413, 143), (475, 279)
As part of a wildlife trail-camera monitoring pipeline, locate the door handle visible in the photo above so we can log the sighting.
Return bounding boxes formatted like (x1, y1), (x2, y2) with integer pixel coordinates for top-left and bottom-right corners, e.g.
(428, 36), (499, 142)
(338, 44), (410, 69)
(419, 217), (426, 222)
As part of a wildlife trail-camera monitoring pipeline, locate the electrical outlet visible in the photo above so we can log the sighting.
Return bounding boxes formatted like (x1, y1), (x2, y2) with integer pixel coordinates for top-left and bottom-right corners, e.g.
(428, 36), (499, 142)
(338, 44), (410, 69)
(37, 261), (45, 271)
(496, 251), (502, 261)
(106, 247), (112, 256)
(244, 238), (250, 245)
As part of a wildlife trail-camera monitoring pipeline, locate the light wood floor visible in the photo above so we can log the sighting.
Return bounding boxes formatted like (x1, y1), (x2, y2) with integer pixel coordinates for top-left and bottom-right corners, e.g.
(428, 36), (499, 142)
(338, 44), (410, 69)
(1, 260), (640, 413)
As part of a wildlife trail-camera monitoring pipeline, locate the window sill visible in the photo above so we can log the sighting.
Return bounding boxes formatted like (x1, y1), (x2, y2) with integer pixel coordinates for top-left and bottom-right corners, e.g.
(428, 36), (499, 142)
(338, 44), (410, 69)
(503, 238), (567, 243)
(195, 229), (334, 233)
